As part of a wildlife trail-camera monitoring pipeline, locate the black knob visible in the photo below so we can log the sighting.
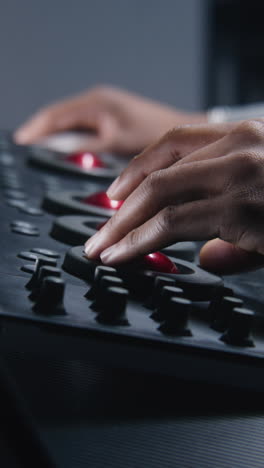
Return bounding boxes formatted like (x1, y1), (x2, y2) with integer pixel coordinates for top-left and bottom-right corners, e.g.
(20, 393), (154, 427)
(28, 266), (61, 301)
(84, 265), (117, 299)
(151, 286), (184, 322)
(144, 275), (175, 309)
(33, 276), (65, 315)
(25, 257), (57, 290)
(91, 275), (124, 311)
(159, 297), (192, 336)
(96, 286), (129, 325)
(220, 307), (255, 347)
(210, 296), (243, 332)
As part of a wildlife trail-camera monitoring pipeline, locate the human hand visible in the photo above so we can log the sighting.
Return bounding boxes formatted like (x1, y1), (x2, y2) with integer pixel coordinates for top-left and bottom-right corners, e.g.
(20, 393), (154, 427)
(14, 86), (206, 155)
(84, 120), (264, 274)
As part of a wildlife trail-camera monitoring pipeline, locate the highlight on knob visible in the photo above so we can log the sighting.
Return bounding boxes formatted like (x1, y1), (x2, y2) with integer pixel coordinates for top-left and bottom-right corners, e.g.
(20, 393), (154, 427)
(65, 151), (106, 170)
(82, 191), (124, 210)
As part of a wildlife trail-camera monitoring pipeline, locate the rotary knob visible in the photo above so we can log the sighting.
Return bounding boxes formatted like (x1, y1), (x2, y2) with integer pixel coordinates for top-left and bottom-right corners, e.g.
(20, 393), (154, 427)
(25, 257), (57, 290)
(28, 266), (61, 301)
(85, 265), (117, 299)
(33, 276), (66, 315)
(96, 286), (129, 325)
(151, 286), (184, 322)
(159, 297), (192, 336)
(220, 307), (255, 347)
(210, 296), (243, 332)
(91, 275), (124, 311)
(144, 275), (175, 309)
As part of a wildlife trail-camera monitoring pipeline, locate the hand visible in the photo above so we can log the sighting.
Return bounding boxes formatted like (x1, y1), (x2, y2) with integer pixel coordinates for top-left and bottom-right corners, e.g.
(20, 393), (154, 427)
(84, 119), (264, 274)
(14, 86), (206, 155)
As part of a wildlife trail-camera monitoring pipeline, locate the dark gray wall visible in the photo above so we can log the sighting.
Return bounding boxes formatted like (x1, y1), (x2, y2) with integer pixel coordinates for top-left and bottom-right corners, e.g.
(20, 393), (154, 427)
(0, 0), (208, 129)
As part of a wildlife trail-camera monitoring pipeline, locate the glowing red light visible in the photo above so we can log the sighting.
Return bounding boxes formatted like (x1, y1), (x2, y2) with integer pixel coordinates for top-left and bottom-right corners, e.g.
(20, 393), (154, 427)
(82, 191), (124, 210)
(66, 152), (105, 169)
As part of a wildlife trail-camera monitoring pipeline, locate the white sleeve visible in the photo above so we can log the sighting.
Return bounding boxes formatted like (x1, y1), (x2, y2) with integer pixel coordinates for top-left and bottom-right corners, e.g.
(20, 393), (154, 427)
(207, 102), (264, 123)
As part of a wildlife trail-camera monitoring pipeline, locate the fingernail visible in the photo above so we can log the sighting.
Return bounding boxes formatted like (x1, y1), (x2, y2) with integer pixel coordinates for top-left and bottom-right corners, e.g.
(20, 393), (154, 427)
(100, 245), (118, 264)
(84, 233), (101, 257)
(106, 176), (120, 199)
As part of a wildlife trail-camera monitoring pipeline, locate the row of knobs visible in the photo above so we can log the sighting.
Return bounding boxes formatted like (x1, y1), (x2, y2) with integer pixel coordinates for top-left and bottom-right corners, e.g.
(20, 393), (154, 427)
(86, 266), (192, 335)
(25, 259), (255, 346)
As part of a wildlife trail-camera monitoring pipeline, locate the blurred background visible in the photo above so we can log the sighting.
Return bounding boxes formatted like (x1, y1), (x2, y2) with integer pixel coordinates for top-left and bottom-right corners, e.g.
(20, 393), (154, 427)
(1, 0), (264, 129)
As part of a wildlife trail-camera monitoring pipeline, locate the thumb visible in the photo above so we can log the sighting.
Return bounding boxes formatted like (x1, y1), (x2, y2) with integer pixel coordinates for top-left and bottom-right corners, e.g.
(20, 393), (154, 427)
(199, 238), (264, 275)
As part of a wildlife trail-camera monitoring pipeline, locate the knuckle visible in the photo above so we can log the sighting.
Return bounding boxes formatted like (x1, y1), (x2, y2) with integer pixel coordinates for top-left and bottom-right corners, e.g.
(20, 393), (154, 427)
(231, 151), (262, 177)
(231, 119), (264, 144)
(144, 170), (164, 193)
(127, 228), (140, 248)
(157, 206), (177, 232)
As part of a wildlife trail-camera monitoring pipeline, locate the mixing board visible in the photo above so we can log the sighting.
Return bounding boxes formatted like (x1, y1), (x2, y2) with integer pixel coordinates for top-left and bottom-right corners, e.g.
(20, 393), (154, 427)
(1, 129), (264, 392)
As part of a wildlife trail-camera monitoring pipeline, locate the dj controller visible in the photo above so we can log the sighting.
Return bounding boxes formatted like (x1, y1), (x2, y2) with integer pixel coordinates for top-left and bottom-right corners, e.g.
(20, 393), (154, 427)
(1, 128), (264, 398)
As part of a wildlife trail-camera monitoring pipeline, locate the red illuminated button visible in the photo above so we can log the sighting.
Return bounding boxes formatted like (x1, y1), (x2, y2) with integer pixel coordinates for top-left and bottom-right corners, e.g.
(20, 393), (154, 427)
(66, 152), (106, 169)
(141, 252), (179, 274)
(82, 191), (124, 210)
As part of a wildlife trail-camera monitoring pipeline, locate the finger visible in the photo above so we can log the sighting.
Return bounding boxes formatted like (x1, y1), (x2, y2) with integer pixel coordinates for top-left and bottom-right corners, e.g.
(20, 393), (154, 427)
(99, 199), (220, 265)
(200, 238), (264, 274)
(107, 122), (235, 200)
(14, 97), (97, 144)
(84, 157), (229, 259)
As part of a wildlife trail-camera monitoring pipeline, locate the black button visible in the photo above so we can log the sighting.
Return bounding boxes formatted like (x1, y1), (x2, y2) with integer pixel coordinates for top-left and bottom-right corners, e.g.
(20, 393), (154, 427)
(0, 153), (14, 165)
(6, 200), (26, 208)
(30, 248), (60, 258)
(11, 226), (39, 236)
(21, 264), (36, 274)
(10, 220), (37, 229)
(19, 206), (44, 216)
(17, 251), (39, 261)
(4, 190), (27, 200)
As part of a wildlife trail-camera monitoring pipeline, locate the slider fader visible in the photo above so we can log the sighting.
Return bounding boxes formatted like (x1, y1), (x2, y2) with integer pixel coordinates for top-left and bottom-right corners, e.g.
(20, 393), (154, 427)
(1, 129), (264, 392)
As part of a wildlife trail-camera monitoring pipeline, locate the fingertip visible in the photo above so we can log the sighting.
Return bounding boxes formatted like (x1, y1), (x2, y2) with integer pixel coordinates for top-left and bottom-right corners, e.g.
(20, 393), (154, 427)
(13, 127), (30, 144)
(200, 238), (264, 274)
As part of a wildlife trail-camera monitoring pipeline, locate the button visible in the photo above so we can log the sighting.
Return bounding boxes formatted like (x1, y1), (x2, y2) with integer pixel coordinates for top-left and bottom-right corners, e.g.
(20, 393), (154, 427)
(4, 190), (27, 200)
(220, 307), (255, 347)
(6, 200), (26, 208)
(0, 153), (14, 165)
(96, 286), (129, 325)
(158, 297), (192, 336)
(140, 252), (180, 274)
(11, 226), (39, 236)
(11, 220), (37, 229)
(33, 277), (65, 315)
(151, 286), (184, 322)
(21, 264), (36, 274)
(85, 265), (117, 299)
(26, 257), (57, 289)
(18, 206), (44, 216)
(91, 275), (124, 311)
(210, 295), (243, 332)
(17, 251), (39, 261)
(144, 275), (175, 309)
(30, 248), (60, 259)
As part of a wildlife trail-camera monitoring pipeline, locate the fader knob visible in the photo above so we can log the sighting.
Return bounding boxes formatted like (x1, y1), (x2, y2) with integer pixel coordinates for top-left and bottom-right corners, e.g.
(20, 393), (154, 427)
(210, 296), (243, 332)
(159, 297), (192, 336)
(151, 286), (184, 322)
(91, 275), (124, 311)
(85, 265), (117, 299)
(33, 276), (65, 315)
(220, 307), (255, 347)
(28, 266), (61, 301)
(144, 275), (175, 310)
(96, 286), (129, 325)
(25, 257), (57, 290)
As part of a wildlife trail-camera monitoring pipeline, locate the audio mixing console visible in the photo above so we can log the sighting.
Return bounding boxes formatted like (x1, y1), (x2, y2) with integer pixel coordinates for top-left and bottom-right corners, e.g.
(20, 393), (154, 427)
(1, 129), (264, 392)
